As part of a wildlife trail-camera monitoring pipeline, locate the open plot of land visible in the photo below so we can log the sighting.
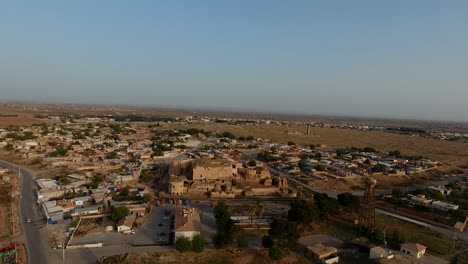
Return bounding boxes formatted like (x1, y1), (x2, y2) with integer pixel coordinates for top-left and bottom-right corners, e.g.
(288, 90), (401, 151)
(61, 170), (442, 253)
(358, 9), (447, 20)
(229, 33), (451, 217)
(0, 110), (49, 128)
(98, 249), (314, 264)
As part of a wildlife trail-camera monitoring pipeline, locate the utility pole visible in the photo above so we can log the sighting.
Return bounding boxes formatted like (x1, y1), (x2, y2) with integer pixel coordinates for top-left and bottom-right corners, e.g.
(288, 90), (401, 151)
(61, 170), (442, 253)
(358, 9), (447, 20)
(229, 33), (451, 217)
(62, 233), (66, 263)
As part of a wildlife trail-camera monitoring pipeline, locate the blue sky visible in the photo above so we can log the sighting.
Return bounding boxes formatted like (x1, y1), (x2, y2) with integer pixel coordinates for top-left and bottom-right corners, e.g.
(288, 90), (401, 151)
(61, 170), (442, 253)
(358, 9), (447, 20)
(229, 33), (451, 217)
(1, 1), (468, 121)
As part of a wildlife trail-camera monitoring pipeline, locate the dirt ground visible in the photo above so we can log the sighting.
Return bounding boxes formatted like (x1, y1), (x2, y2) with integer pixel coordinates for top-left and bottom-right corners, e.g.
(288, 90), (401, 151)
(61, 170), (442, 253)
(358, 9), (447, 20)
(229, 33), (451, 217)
(99, 249), (313, 264)
(0, 110), (47, 128)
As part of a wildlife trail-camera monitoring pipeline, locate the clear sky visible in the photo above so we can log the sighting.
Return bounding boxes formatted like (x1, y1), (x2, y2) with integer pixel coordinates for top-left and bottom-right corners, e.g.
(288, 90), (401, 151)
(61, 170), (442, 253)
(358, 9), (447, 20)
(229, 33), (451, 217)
(1, 1), (468, 122)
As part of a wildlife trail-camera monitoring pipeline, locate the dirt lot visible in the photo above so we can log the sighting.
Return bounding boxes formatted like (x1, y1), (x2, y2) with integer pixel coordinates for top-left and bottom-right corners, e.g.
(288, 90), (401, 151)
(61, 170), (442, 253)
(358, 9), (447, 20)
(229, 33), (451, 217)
(99, 249), (313, 264)
(0, 110), (48, 128)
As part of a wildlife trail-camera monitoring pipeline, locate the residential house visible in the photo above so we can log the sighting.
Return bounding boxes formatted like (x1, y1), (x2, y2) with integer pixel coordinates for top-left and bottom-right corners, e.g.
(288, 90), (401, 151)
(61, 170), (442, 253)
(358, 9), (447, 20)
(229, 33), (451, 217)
(174, 207), (202, 241)
(400, 243), (427, 259)
(117, 215), (136, 233)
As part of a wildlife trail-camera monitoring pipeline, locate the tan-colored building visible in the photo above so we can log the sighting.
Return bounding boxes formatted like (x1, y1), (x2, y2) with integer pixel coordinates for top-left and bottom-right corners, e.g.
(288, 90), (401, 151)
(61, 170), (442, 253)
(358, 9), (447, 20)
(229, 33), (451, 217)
(400, 243), (427, 259)
(306, 243), (339, 263)
(169, 176), (186, 196)
(174, 207), (202, 241)
(369, 247), (394, 260)
(192, 158), (240, 181)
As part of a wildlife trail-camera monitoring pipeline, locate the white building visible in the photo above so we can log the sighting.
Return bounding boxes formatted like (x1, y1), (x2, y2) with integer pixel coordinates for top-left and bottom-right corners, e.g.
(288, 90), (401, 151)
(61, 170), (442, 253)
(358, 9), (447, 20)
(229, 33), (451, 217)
(174, 207), (202, 241)
(431, 201), (459, 211)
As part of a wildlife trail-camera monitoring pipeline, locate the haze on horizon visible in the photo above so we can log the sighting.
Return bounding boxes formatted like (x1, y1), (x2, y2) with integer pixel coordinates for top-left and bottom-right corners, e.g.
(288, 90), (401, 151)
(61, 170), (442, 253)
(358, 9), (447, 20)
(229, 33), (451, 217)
(1, 1), (468, 122)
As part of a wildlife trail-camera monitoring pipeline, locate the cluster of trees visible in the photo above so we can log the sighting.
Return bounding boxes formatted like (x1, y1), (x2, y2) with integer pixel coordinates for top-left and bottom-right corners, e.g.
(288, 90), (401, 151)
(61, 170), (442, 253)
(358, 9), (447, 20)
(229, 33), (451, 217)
(219, 131), (236, 139)
(297, 159), (326, 171)
(175, 234), (206, 253)
(3, 144), (14, 151)
(257, 152), (278, 162)
(88, 174), (104, 189)
(182, 128), (211, 137)
(238, 135), (255, 141)
(139, 169), (153, 183)
(212, 201), (249, 250)
(49, 145), (68, 157)
(261, 193), (360, 261)
(105, 151), (118, 159)
(386, 127), (426, 134)
(5, 131), (37, 141)
(388, 150), (426, 161)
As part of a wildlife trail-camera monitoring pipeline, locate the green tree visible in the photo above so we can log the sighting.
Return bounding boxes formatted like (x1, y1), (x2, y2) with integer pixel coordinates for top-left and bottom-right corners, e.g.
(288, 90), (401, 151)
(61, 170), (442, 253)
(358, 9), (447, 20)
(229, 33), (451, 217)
(392, 188), (405, 198)
(191, 234), (205, 253)
(269, 246), (284, 261)
(337, 193), (360, 213)
(105, 151), (118, 159)
(237, 235), (248, 250)
(298, 159), (308, 169)
(4, 144), (14, 151)
(142, 193), (152, 203)
(213, 201), (237, 248)
(246, 136), (254, 140)
(262, 235), (274, 249)
(175, 237), (192, 252)
(120, 186), (130, 197)
(58, 176), (71, 185)
(139, 169), (153, 182)
(248, 160), (257, 167)
(111, 206), (129, 222)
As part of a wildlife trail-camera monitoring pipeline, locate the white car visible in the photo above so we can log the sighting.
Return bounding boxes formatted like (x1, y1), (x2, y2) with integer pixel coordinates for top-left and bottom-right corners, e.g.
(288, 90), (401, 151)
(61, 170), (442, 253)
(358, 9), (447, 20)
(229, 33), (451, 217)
(26, 218), (31, 223)
(162, 216), (170, 220)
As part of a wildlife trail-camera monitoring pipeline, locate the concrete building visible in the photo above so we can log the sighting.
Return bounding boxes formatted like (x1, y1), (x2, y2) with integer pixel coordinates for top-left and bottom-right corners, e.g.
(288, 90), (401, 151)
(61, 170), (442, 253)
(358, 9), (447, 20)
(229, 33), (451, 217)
(369, 247), (394, 260)
(174, 207), (202, 241)
(431, 201), (459, 211)
(117, 215), (136, 233)
(400, 243), (427, 259)
(169, 177), (186, 196)
(192, 158), (240, 181)
(306, 243), (339, 264)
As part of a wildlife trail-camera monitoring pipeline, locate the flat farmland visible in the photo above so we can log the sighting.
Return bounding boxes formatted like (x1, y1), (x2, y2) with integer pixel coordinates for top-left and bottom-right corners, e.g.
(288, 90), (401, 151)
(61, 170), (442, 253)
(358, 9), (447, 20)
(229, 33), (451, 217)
(0, 110), (48, 128)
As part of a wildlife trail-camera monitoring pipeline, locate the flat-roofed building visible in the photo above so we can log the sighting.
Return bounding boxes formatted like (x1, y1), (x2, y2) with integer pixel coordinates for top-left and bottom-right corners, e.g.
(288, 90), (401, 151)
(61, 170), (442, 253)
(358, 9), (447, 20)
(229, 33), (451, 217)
(306, 243), (339, 264)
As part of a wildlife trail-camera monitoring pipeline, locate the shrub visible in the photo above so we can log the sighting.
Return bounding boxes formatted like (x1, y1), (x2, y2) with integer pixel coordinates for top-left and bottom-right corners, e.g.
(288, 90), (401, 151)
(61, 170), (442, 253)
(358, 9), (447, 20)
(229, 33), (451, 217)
(191, 234), (205, 253)
(175, 237), (191, 252)
(269, 246), (284, 261)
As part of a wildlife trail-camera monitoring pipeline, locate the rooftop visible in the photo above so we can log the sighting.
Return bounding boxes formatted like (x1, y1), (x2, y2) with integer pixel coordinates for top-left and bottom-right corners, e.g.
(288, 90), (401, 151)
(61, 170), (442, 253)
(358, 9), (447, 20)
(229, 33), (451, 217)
(401, 243), (427, 252)
(174, 207), (202, 233)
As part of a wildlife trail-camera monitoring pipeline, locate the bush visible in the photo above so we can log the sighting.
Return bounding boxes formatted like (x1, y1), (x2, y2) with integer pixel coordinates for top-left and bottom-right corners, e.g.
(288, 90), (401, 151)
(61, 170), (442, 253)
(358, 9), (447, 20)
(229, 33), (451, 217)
(237, 235), (248, 250)
(269, 246), (284, 261)
(262, 235), (274, 248)
(4, 144), (14, 151)
(191, 234), (205, 253)
(175, 237), (191, 252)
(248, 160), (257, 167)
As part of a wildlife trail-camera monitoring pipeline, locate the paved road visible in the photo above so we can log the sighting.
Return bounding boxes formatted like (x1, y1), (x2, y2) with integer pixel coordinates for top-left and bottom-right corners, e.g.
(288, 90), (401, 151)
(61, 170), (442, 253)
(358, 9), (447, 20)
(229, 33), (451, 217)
(0, 160), (50, 264)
